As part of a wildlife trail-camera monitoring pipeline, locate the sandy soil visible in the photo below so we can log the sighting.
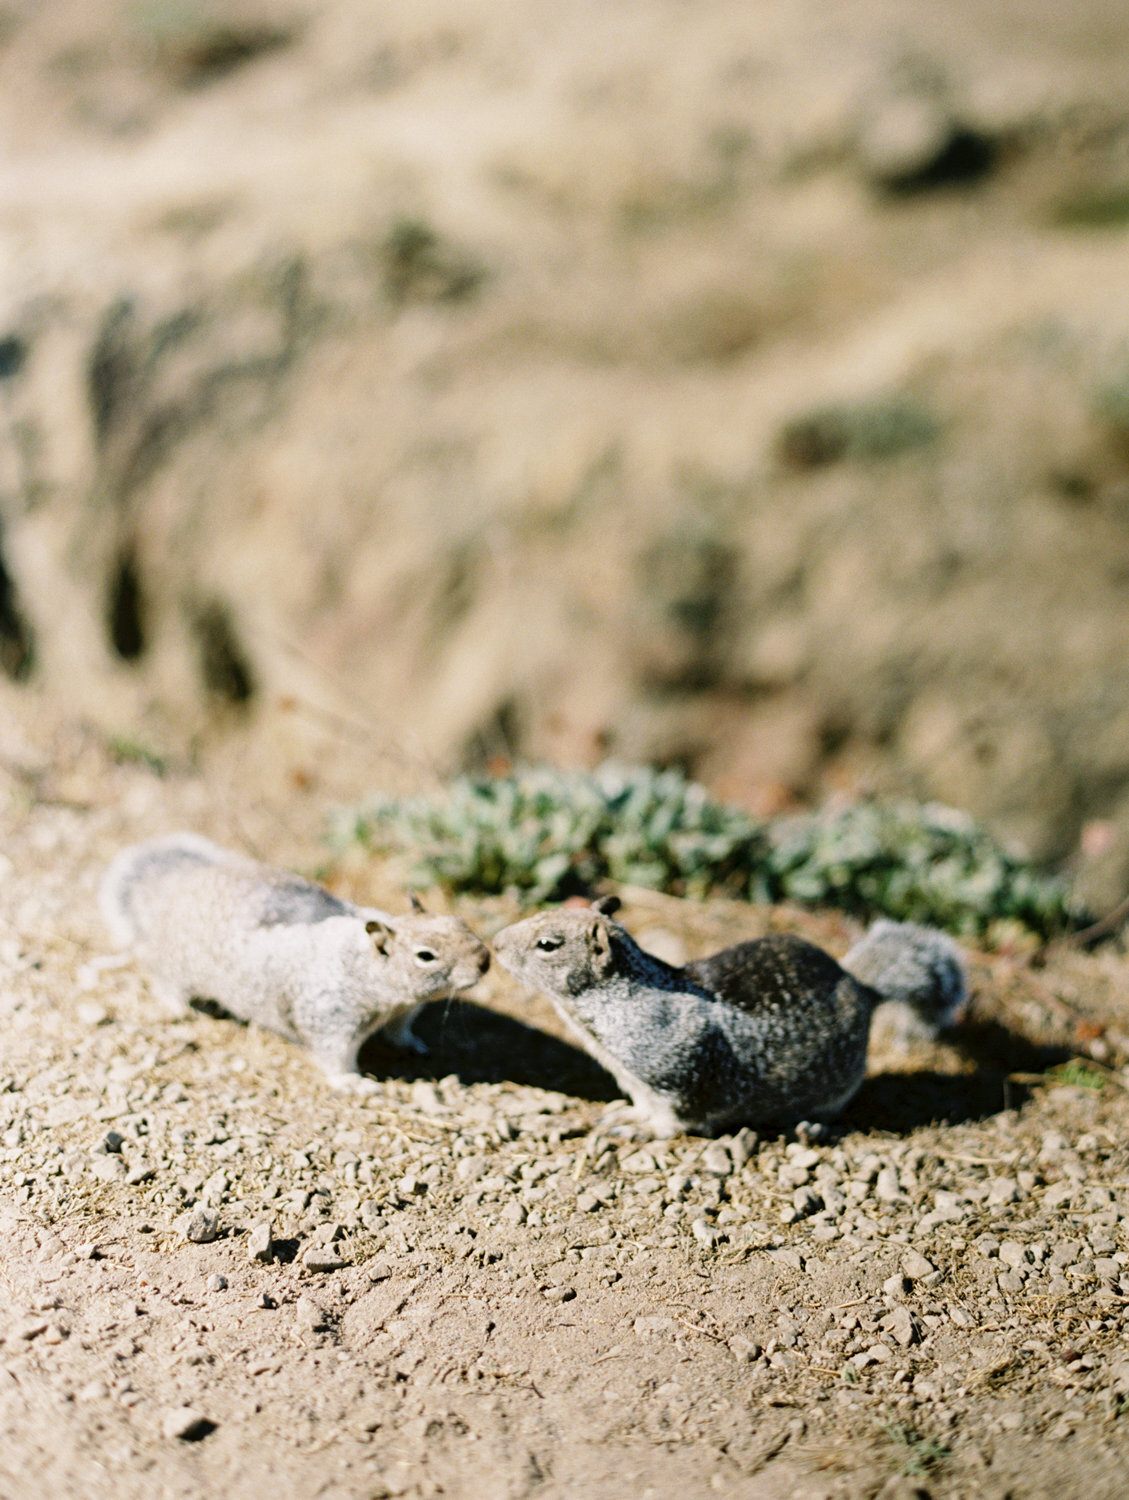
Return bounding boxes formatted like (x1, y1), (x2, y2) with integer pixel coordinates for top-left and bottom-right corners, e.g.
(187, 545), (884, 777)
(4, 701), (1129, 1500)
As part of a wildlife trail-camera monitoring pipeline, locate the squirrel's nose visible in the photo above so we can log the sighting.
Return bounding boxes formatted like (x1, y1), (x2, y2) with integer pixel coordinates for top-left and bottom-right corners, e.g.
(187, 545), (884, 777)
(476, 947), (490, 976)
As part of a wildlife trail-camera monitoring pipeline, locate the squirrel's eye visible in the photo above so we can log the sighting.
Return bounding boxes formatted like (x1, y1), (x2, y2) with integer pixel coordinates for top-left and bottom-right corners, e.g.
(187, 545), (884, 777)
(414, 948), (438, 964)
(535, 936), (564, 953)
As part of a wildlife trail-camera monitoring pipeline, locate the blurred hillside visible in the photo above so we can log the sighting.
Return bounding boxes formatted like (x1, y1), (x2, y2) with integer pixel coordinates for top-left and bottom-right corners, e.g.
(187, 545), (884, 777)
(3, 0), (1129, 905)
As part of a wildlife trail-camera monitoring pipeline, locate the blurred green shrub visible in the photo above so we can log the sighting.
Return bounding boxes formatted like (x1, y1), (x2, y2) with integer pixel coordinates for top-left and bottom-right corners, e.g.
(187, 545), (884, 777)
(778, 397), (939, 468)
(381, 219), (486, 305)
(333, 765), (1077, 938)
(1091, 359), (1129, 439)
(1051, 187), (1129, 230)
(128, 1), (294, 83)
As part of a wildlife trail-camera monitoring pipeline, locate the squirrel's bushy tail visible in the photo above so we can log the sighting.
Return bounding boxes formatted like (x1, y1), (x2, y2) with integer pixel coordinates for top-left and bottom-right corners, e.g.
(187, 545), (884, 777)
(99, 833), (229, 947)
(842, 919), (967, 1039)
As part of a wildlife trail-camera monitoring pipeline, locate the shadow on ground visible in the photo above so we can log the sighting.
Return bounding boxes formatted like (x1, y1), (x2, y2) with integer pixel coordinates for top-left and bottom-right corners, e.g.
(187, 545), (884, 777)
(357, 998), (623, 1102)
(844, 1018), (1072, 1134)
(358, 1001), (1076, 1137)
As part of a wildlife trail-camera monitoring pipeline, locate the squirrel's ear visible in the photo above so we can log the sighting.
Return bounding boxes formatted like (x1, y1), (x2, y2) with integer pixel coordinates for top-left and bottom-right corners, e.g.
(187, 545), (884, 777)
(408, 891), (425, 914)
(365, 918), (393, 954)
(591, 895), (621, 917)
(587, 916), (613, 968)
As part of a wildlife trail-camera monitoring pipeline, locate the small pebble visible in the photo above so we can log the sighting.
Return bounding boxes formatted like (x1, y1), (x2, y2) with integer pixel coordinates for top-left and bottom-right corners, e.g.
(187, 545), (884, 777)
(901, 1250), (935, 1281)
(161, 1406), (216, 1442)
(182, 1208), (220, 1245)
(852, 1343), (893, 1369)
(883, 1304), (916, 1347)
(691, 1218), (723, 1249)
(988, 1177), (1019, 1206)
(875, 1167), (902, 1203)
(295, 1294), (328, 1330)
(246, 1221), (275, 1263)
(700, 1143), (734, 1177)
(301, 1242), (347, 1272)
(89, 1154), (127, 1183)
(207, 1274), (228, 1292)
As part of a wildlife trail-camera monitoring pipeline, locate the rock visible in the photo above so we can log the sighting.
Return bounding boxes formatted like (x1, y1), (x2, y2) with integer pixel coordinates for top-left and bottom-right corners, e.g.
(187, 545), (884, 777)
(884, 1273), (911, 1298)
(410, 1080), (444, 1114)
(792, 1187), (822, 1217)
(1043, 1182), (1075, 1210)
(729, 1128), (758, 1168)
(302, 1240), (348, 1271)
(102, 1130), (125, 1153)
(161, 1406), (216, 1442)
(988, 1177), (1019, 1206)
(700, 1143), (734, 1177)
(998, 1241), (1030, 1271)
(901, 1250), (935, 1281)
(875, 1167), (903, 1203)
(575, 1192), (600, 1213)
(359, 1201), (385, 1232)
(729, 1335), (762, 1363)
(207, 1273), (228, 1292)
(246, 1220), (275, 1263)
(89, 1154), (127, 1182)
(182, 1208), (219, 1244)
(690, 1218), (723, 1249)
(883, 1304), (916, 1347)
(500, 1201), (527, 1226)
(634, 1315), (677, 1337)
(295, 1294), (328, 1330)
(767, 1248), (804, 1273)
(622, 1150), (658, 1174)
(852, 1343), (893, 1369)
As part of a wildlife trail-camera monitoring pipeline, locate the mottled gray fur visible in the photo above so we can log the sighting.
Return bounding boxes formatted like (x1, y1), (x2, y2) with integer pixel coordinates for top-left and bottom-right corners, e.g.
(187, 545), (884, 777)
(100, 834), (490, 1091)
(493, 906), (966, 1136)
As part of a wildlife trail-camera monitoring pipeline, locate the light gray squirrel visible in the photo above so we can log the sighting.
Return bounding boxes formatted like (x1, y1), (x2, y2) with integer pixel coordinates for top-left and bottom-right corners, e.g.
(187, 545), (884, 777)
(493, 899), (966, 1136)
(100, 834), (489, 1091)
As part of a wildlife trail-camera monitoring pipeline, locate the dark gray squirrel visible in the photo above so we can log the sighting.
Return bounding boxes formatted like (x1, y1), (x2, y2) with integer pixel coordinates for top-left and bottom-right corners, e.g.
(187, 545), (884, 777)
(493, 898), (966, 1136)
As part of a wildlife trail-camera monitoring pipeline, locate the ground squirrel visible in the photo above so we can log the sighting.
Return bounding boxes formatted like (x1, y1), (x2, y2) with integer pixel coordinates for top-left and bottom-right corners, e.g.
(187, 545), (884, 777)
(100, 834), (489, 1091)
(493, 900), (966, 1136)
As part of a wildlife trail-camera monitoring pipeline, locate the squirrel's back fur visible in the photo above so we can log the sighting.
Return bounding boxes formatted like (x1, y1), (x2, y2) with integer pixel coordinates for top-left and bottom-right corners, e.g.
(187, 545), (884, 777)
(493, 905), (966, 1135)
(100, 834), (490, 1089)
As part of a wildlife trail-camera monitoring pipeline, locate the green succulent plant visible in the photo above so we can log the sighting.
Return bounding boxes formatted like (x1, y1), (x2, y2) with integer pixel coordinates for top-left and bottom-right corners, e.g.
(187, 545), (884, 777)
(332, 764), (1078, 938)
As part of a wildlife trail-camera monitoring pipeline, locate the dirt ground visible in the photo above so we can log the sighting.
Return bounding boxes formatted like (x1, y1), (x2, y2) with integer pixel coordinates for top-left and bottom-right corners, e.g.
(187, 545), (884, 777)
(5, 700), (1129, 1500)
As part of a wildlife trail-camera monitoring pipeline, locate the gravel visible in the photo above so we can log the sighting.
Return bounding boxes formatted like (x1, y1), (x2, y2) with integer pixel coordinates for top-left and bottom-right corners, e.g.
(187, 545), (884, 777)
(5, 717), (1129, 1497)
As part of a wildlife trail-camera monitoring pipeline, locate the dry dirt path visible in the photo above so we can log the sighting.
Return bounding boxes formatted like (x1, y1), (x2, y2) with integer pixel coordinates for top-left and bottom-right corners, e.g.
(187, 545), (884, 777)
(3, 711), (1129, 1499)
